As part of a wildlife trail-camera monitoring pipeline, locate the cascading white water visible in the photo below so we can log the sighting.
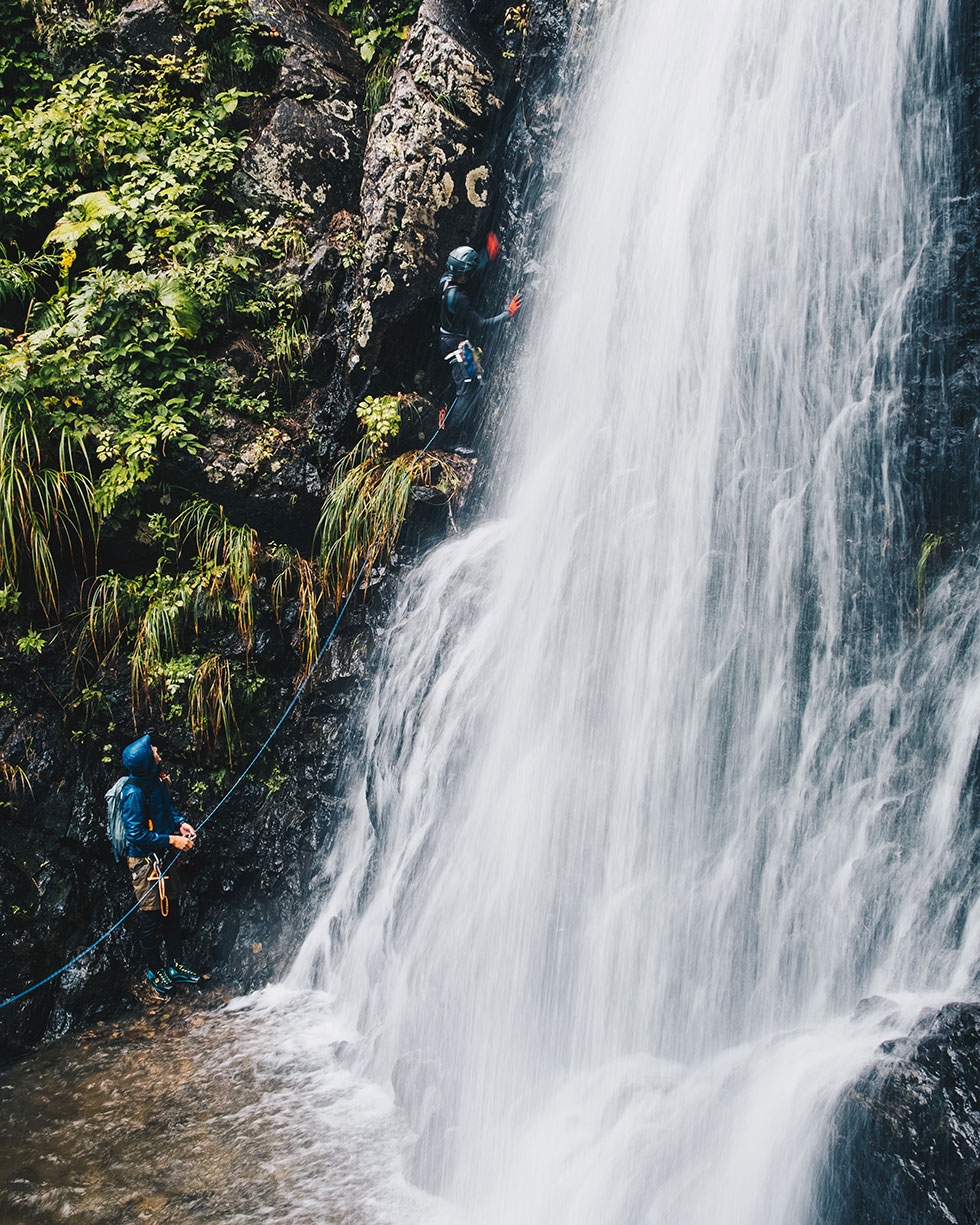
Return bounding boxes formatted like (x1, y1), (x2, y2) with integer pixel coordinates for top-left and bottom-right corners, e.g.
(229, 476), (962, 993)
(277, 0), (976, 1221)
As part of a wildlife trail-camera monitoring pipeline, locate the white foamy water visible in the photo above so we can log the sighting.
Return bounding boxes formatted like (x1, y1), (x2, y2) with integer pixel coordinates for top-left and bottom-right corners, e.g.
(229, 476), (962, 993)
(268, 0), (973, 1221)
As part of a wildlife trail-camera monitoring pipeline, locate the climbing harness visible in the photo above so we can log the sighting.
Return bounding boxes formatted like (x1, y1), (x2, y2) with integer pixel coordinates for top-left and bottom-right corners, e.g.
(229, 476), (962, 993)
(0, 400), (462, 1012)
(446, 340), (482, 383)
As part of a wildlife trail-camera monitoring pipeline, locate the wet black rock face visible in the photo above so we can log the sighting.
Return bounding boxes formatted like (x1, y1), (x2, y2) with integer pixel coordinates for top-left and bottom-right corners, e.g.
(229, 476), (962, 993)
(0, 0), (575, 1057)
(903, 0), (980, 546)
(817, 1002), (980, 1225)
(232, 0), (366, 229)
(114, 0), (191, 59)
(0, 586), (390, 1057)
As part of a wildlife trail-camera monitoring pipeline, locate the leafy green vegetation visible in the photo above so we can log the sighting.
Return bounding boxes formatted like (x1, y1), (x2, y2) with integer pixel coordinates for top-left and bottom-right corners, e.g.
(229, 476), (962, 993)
(327, 0), (417, 64)
(0, 4), (321, 766)
(182, 0), (286, 82)
(0, 0), (465, 790)
(16, 628), (44, 655)
(0, 0), (54, 112)
(0, 31), (309, 607)
(327, 0), (420, 118)
(356, 393), (403, 450)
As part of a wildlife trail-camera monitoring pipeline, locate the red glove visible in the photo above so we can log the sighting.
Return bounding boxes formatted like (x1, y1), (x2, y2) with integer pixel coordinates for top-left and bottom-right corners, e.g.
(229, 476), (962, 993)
(486, 231), (500, 260)
(508, 292), (522, 318)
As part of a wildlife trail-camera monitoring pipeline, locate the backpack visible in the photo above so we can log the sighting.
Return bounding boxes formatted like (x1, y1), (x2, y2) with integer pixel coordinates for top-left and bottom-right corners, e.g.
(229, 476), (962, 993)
(105, 776), (133, 861)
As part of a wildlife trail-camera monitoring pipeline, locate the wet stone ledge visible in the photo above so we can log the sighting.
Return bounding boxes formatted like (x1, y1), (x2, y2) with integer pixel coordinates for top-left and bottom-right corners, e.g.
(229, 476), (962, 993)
(817, 1001), (980, 1225)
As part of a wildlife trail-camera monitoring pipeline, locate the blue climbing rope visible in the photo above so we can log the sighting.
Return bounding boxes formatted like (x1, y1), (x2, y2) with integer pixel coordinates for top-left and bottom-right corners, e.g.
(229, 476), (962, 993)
(0, 402), (460, 1012)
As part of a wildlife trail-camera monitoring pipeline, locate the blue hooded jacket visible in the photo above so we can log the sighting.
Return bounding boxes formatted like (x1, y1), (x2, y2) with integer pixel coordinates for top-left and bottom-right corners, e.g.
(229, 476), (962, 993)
(120, 734), (184, 858)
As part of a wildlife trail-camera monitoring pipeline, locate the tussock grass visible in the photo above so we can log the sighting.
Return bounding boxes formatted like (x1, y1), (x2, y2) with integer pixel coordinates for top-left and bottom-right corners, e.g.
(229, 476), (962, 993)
(189, 653), (237, 763)
(0, 405), (97, 611)
(0, 758), (33, 802)
(75, 421), (462, 755)
(315, 440), (460, 605)
(175, 496), (260, 645)
(271, 549), (323, 679)
(83, 500), (329, 749)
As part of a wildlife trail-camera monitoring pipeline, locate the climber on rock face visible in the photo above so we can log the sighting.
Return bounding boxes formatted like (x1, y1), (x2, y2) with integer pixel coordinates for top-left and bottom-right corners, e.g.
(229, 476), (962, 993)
(437, 232), (522, 454)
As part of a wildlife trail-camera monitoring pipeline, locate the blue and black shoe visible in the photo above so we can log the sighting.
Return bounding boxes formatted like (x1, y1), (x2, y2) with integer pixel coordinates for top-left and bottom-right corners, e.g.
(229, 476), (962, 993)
(167, 961), (202, 985)
(146, 967), (174, 997)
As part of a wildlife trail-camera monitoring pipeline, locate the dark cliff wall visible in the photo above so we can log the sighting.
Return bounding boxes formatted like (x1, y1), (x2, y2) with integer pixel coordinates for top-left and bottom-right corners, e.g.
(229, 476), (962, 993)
(814, 7), (980, 1220)
(0, 0), (573, 1054)
(905, 0), (980, 550)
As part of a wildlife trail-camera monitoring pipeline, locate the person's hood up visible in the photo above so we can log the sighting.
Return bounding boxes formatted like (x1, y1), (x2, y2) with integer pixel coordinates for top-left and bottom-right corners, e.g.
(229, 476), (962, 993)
(122, 733), (156, 779)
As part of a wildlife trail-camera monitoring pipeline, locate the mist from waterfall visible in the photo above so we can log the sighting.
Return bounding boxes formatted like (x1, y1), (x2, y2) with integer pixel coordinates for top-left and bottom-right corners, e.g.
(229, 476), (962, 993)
(279, 1), (977, 1221)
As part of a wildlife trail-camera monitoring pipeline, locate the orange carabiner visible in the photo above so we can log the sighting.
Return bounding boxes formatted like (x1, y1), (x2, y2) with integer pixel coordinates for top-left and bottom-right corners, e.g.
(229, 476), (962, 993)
(148, 857), (169, 917)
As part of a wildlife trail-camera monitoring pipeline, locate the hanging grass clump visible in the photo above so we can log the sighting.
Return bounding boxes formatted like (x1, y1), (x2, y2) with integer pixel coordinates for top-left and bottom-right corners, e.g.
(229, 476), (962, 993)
(315, 392), (462, 605)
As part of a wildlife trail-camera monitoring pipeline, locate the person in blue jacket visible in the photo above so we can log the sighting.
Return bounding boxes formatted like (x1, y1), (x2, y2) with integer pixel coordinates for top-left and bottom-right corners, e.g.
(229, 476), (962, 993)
(438, 233), (522, 452)
(120, 733), (201, 997)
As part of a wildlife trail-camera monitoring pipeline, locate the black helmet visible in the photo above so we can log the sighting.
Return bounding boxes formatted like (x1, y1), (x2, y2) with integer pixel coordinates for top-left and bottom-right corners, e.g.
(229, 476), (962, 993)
(447, 245), (479, 278)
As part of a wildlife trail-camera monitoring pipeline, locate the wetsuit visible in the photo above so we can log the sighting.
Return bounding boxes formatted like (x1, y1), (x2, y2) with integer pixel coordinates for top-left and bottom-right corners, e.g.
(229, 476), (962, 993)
(439, 271), (510, 443)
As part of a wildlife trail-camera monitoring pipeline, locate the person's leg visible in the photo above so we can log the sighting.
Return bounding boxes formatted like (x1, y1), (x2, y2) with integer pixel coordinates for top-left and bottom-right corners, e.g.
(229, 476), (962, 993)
(138, 909), (174, 996)
(444, 378), (481, 450)
(162, 891), (202, 983)
(441, 355), (467, 438)
(130, 856), (173, 995)
(438, 338), (483, 449)
(138, 909), (165, 972)
(162, 898), (184, 964)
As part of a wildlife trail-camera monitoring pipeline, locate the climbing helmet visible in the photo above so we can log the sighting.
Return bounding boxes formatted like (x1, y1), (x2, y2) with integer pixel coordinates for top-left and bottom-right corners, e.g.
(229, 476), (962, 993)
(447, 246), (479, 278)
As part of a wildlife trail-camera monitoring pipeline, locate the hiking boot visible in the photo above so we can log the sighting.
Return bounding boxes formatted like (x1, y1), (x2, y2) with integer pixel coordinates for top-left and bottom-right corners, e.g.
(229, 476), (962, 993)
(167, 961), (202, 985)
(146, 967), (174, 996)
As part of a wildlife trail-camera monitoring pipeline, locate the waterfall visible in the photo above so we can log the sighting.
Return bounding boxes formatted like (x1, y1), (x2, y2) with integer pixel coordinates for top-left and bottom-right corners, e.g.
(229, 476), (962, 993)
(280, 0), (974, 1221)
